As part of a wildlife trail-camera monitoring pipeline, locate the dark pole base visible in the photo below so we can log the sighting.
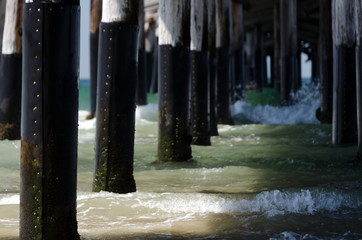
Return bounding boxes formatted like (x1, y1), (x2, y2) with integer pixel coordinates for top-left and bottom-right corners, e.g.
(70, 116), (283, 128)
(0, 54), (22, 140)
(93, 22), (138, 194)
(216, 46), (234, 125)
(190, 51), (211, 146)
(158, 45), (192, 162)
(333, 46), (357, 144)
(21, 3), (80, 240)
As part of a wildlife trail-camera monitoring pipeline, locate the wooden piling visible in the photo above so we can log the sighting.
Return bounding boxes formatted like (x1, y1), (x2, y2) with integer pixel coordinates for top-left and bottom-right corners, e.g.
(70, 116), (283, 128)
(93, 0), (139, 193)
(87, 0), (102, 120)
(136, 0), (148, 106)
(216, 0), (234, 124)
(318, 0), (333, 123)
(0, 0), (22, 140)
(355, 0), (362, 160)
(273, 0), (281, 94)
(254, 24), (264, 91)
(232, 1), (244, 99)
(279, 0), (297, 104)
(157, 0), (192, 162)
(145, 18), (157, 93)
(20, 1), (80, 239)
(208, 0), (219, 136)
(332, 0), (358, 144)
(190, 0), (210, 146)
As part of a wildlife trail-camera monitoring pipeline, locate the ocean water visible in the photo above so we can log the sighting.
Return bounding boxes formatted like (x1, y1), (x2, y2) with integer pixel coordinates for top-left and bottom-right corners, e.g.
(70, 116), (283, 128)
(1, 81), (362, 240)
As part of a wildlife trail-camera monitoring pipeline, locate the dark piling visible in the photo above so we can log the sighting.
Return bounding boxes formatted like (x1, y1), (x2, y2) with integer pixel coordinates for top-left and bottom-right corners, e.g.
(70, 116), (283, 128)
(157, 0), (192, 162)
(216, 0), (234, 125)
(136, 0), (148, 106)
(20, 1), (80, 239)
(0, 0), (22, 140)
(87, 0), (102, 120)
(332, 0), (357, 144)
(208, 0), (219, 136)
(318, 0), (333, 123)
(279, 0), (298, 104)
(93, 0), (139, 193)
(190, 0), (211, 146)
(355, 0), (362, 160)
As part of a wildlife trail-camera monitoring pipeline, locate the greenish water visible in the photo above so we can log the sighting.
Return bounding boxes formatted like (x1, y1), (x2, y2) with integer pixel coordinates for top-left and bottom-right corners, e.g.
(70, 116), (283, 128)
(0, 81), (361, 239)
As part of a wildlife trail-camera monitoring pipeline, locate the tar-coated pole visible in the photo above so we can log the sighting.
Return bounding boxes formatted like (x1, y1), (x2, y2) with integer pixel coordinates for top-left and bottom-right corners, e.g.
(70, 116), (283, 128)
(232, 1), (244, 100)
(20, 0), (80, 239)
(136, 0), (148, 106)
(0, 0), (22, 140)
(190, 0), (211, 146)
(93, 0), (139, 193)
(208, 0), (219, 136)
(317, 0), (333, 123)
(355, 0), (362, 161)
(273, 0), (281, 94)
(87, 0), (102, 120)
(158, 0), (192, 162)
(215, 0), (234, 125)
(332, 0), (358, 145)
(279, 0), (297, 104)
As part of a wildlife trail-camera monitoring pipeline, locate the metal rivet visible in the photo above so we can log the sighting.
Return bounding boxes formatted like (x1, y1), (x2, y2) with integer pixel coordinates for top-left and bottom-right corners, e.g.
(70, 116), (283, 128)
(33, 81), (37, 85)
(109, 38), (113, 41)
(37, 8), (40, 12)
(106, 74), (111, 79)
(33, 106), (38, 111)
(29, 7), (32, 12)
(33, 133), (37, 136)
(36, 94), (40, 98)
(108, 56), (111, 59)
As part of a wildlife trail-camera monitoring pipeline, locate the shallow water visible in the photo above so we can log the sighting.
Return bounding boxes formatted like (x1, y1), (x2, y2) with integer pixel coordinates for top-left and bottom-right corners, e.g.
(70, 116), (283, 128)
(1, 83), (361, 239)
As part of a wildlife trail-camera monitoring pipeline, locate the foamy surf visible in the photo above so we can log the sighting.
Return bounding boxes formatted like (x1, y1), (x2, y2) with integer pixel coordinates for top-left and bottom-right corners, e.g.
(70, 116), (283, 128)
(231, 83), (320, 124)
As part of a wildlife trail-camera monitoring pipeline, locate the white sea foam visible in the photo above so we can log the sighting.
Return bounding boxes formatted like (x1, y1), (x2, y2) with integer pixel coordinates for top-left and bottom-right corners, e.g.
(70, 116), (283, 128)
(74, 189), (362, 217)
(0, 194), (19, 205)
(78, 104), (158, 131)
(133, 189), (360, 216)
(135, 103), (158, 122)
(232, 84), (320, 125)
